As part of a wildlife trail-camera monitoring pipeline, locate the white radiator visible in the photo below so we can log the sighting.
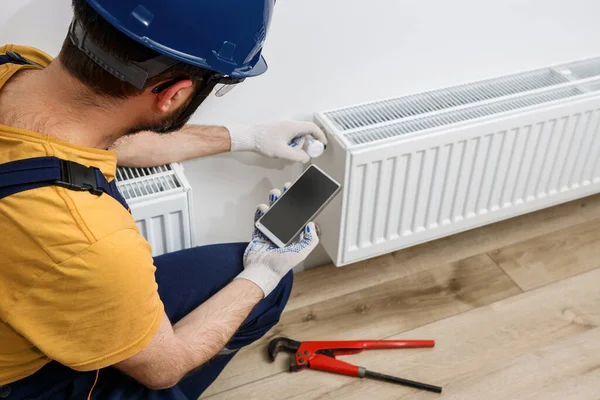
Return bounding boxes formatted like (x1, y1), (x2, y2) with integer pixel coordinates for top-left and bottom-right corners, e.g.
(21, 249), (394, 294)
(315, 56), (600, 266)
(115, 163), (195, 256)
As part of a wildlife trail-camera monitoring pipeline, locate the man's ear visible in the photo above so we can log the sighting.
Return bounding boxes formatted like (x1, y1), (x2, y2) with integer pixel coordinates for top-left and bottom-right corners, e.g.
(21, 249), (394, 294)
(153, 79), (194, 113)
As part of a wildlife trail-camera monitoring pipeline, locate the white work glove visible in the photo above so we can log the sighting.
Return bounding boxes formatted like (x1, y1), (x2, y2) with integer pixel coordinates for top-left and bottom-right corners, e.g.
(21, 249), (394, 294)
(226, 121), (328, 163)
(236, 184), (320, 297)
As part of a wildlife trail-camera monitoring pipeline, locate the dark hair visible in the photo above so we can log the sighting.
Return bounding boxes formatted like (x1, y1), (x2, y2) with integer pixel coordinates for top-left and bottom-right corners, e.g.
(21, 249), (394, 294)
(59, 0), (210, 98)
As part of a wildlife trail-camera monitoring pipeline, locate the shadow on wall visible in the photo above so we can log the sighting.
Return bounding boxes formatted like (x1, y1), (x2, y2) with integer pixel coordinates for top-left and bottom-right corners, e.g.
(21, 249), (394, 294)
(197, 151), (286, 229)
(205, 174), (278, 242)
(193, 152), (332, 271)
(1, 0), (73, 56)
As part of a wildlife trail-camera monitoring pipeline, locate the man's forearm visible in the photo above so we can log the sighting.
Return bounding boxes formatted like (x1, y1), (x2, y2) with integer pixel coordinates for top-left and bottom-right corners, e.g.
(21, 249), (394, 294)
(172, 278), (263, 377)
(110, 125), (231, 167)
(115, 278), (263, 389)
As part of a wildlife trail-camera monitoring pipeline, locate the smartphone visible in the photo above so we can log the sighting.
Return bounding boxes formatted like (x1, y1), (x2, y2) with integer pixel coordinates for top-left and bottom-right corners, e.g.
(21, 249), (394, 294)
(255, 164), (341, 248)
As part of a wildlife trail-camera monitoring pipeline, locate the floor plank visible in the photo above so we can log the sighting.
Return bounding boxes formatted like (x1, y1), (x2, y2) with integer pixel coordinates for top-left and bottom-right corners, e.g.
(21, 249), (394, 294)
(288, 194), (600, 313)
(436, 328), (600, 400)
(489, 218), (600, 290)
(205, 267), (600, 400)
(202, 254), (521, 396)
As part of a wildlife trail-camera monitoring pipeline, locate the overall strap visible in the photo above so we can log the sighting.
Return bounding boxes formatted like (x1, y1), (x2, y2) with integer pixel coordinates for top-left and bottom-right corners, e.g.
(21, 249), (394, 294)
(0, 53), (129, 211)
(0, 157), (130, 211)
(0, 50), (43, 67)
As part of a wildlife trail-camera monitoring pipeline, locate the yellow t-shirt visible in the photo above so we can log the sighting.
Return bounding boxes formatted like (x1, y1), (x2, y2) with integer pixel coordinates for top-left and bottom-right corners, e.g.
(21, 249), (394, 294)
(0, 45), (164, 384)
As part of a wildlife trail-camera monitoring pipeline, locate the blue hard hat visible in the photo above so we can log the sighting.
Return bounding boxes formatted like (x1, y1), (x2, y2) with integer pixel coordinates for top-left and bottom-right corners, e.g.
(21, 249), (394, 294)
(84, 0), (274, 79)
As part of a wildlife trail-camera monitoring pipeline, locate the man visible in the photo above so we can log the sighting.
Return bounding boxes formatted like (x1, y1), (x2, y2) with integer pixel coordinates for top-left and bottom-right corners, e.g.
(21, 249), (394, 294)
(0, 0), (326, 398)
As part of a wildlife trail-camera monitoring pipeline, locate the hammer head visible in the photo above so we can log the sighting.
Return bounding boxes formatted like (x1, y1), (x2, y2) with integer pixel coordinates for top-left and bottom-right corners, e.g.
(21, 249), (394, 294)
(267, 337), (301, 362)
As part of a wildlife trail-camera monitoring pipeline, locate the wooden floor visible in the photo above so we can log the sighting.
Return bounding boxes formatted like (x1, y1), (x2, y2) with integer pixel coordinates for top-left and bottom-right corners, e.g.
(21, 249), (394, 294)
(201, 194), (600, 400)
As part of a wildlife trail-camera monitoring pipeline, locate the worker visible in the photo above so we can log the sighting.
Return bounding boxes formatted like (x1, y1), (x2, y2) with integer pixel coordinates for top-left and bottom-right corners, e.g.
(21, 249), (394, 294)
(0, 0), (327, 398)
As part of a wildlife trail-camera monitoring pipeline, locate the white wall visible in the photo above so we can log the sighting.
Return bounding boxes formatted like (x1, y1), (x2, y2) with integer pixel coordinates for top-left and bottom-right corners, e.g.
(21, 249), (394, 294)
(2, 0), (600, 267)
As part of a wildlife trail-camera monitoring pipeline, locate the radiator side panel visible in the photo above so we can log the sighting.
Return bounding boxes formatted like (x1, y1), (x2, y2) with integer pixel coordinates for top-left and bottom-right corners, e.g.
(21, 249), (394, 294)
(313, 115), (349, 266)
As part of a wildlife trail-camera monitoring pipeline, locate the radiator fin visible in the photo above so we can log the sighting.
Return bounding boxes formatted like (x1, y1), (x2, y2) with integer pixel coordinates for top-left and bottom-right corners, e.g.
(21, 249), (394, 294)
(345, 164), (366, 251)
(149, 215), (167, 255)
(166, 211), (185, 253)
(578, 112), (600, 185)
(137, 219), (147, 238)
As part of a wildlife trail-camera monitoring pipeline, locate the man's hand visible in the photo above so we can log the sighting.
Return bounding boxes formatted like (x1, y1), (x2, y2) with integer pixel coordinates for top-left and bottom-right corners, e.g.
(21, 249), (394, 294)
(226, 121), (328, 163)
(236, 184), (320, 296)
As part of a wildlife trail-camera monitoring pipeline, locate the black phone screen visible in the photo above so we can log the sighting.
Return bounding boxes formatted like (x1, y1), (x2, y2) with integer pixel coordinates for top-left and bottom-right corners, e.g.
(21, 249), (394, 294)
(259, 166), (340, 244)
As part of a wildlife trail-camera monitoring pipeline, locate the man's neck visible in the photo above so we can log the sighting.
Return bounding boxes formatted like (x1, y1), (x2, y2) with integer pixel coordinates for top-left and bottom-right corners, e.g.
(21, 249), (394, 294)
(0, 60), (138, 150)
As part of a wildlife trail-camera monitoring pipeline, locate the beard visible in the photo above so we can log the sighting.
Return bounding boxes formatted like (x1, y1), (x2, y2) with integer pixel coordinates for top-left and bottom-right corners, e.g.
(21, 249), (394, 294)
(125, 82), (211, 135)
(127, 104), (194, 135)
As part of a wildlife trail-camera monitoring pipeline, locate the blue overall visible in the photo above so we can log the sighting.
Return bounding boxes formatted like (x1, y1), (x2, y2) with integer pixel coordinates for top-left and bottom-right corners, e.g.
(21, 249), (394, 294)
(0, 54), (292, 399)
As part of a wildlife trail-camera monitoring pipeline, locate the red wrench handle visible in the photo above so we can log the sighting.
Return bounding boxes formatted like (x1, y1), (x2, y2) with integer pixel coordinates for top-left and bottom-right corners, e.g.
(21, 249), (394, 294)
(300, 340), (435, 354)
(361, 340), (435, 350)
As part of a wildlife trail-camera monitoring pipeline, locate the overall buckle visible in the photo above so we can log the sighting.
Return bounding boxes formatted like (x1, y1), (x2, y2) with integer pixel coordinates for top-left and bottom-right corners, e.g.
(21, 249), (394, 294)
(55, 160), (104, 196)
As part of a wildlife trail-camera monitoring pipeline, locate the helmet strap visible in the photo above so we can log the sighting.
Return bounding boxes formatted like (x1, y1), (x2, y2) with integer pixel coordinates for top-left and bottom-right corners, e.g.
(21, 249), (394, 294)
(69, 18), (178, 89)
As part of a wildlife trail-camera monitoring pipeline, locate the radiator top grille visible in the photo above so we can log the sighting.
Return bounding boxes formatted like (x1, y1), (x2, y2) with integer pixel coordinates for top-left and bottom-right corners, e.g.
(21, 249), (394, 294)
(321, 57), (600, 146)
(328, 69), (568, 131)
(562, 58), (600, 80)
(345, 87), (582, 145)
(115, 165), (182, 200)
